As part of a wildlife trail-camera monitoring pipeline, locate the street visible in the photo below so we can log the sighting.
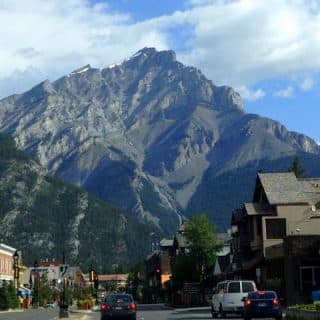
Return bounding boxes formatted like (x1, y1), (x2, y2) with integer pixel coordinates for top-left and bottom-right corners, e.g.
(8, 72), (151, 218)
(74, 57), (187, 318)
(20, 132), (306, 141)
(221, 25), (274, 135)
(75, 307), (219, 320)
(0, 307), (218, 320)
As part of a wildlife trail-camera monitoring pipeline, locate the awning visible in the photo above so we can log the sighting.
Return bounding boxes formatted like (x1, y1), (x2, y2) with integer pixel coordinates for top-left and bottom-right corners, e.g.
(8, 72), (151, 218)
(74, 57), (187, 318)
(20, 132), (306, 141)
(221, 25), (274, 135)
(18, 286), (32, 296)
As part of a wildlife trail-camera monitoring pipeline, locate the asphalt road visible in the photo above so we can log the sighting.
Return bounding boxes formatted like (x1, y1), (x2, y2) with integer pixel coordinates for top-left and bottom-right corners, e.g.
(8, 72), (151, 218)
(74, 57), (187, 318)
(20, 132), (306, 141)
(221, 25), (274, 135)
(74, 307), (223, 320)
(0, 308), (59, 320)
(0, 307), (214, 320)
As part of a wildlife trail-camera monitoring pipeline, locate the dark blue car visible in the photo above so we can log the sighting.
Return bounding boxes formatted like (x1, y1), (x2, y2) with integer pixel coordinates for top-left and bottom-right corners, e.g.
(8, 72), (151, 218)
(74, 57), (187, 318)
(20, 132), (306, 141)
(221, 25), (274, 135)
(243, 290), (282, 320)
(100, 293), (137, 320)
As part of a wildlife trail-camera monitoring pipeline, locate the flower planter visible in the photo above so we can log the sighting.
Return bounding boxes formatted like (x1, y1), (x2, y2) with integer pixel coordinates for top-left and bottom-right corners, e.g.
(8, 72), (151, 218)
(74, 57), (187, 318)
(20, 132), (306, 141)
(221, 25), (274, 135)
(286, 307), (320, 320)
(77, 303), (90, 310)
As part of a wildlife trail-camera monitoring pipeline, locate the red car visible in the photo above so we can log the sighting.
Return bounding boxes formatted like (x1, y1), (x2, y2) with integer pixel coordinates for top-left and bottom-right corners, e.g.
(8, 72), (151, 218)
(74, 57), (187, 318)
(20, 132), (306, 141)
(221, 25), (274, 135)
(101, 293), (137, 320)
(243, 290), (282, 320)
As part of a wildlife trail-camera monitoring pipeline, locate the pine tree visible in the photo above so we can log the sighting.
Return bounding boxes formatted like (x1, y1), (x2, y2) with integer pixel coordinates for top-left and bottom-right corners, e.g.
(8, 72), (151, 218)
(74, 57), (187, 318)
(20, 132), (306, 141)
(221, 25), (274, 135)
(289, 156), (306, 178)
(0, 282), (9, 310)
(7, 281), (19, 309)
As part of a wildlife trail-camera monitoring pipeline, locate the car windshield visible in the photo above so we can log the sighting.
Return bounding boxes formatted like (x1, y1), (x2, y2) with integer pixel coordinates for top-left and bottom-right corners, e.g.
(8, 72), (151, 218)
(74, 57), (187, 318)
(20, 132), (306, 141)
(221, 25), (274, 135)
(105, 294), (133, 304)
(248, 291), (276, 299)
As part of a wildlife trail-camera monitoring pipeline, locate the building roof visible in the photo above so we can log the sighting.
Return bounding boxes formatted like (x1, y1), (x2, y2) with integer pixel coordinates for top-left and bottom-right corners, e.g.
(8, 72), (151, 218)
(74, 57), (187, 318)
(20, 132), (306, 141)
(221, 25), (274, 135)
(160, 239), (173, 247)
(175, 232), (189, 248)
(38, 261), (63, 267)
(298, 178), (320, 204)
(98, 274), (129, 281)
(258, 172), (309, 205)
(244, 203), (275, 216)
(217, 233), (231, 244)
(216, 245), (230, 257)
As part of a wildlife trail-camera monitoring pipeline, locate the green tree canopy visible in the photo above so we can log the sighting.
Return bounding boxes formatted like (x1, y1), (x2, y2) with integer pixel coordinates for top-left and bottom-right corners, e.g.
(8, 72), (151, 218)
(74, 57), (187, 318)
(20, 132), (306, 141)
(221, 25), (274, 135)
(184, 213), (223, 268)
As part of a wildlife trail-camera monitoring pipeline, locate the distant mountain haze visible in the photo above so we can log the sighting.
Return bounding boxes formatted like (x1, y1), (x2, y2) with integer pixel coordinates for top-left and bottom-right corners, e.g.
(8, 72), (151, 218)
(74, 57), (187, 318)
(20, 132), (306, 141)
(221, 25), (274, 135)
(0, 48), (319, 233)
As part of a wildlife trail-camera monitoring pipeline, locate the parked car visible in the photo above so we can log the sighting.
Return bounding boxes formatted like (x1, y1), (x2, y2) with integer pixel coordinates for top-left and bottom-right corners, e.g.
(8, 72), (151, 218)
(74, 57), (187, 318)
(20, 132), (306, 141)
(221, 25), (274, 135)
(243, 290), (282, 320)
(45, 301), (57, 308)
(101, 293), (137, 320)
(211, 280), (257, 318)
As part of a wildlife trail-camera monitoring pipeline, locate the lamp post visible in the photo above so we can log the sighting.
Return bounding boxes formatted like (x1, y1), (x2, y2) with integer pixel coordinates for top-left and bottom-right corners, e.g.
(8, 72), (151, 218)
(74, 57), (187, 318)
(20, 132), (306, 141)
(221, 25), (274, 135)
(59, 254), (69, 319)
(13, 251), (19, 296)
(33, 260), (39, 308)
(94, 272), (99, 305)
(89, 264), (94, 295)
(59, 277), (69, 318)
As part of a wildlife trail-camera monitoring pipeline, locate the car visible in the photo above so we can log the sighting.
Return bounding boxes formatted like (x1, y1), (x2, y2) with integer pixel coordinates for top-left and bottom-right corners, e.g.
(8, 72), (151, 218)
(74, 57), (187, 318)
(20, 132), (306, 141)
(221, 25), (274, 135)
(45, 301), (57, 308)
(211, 280), (257, 318)
(100, 293), (137, 320)
(243, 290), (282, 320)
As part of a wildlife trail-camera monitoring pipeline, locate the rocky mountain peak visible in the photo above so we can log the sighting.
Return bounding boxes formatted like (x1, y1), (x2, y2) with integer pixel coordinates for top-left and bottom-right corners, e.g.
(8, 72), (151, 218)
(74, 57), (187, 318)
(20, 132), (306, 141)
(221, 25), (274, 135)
(0, 48), (319, 233)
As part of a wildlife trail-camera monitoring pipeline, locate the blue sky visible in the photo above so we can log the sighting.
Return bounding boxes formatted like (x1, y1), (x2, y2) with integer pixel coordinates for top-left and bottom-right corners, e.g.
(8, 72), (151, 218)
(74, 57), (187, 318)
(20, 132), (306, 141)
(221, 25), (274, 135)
(0, 0), (319, 143)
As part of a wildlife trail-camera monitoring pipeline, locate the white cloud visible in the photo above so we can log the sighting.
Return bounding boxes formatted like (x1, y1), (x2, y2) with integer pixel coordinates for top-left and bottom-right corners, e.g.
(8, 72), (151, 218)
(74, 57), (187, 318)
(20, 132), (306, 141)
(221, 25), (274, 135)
(236, 86), (265, 101)
(0, 0), (170, 97)
(300, 78), (314, 91)
(274, 86), (294, 98)
(1, 0), (320, 99)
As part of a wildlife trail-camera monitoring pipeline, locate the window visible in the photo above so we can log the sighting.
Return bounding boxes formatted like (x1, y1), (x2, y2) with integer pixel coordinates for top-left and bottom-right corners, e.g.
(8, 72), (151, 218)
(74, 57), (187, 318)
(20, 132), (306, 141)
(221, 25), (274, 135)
(242, 281), (255, 293)
(216, 283), (225, 294)
(228, 282), (240, 293)
(266, 218), (286, 239)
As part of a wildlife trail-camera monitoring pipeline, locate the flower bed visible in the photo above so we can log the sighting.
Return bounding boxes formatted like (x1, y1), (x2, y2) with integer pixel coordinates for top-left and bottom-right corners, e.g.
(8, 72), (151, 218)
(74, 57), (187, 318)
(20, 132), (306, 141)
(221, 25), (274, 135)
(286, 304), (320, 320)
(77, 299), (94, 310)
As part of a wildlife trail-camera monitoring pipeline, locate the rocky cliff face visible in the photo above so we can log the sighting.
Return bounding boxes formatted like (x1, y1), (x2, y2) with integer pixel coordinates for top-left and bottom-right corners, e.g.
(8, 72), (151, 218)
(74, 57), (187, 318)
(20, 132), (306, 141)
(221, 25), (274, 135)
(0, 48), (319, 233)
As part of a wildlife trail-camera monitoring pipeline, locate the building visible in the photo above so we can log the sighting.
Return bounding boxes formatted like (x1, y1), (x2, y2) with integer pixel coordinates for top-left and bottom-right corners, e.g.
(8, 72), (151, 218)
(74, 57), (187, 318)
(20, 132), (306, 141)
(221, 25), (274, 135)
(159, 239), (174, 286)
(98, 274), (129, 291)
(212, 233), (232, 282)
(21, 260), (77, 290)
(230, 172), (320, 305)
(0, 243), (16, 282)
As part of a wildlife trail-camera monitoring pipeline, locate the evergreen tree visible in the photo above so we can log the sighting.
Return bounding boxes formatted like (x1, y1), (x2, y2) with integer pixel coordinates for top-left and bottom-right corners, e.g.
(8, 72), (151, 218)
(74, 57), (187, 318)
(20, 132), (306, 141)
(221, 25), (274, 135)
(289, 156), (306, 178)
(0, 282), (9, 310)
(7, 281), (19, 309)
(38, 274), (53, 307)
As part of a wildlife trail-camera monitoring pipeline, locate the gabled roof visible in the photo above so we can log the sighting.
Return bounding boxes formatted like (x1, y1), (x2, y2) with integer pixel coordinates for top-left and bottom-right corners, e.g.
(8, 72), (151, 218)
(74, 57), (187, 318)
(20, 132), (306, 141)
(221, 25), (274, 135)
(175, 232), (189, 248)
(98, 274), (129, 281)
(160, 239), (173, 247)
(244, 203), (275, 216)
(298, 178), (320, 204)
(258, 172), (309, 205)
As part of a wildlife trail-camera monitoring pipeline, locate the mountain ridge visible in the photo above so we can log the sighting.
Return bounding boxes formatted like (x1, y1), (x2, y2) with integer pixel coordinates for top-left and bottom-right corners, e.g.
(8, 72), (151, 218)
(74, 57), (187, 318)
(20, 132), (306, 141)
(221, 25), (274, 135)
(0, 47), (319, 233)
(0, 132), (155, 270)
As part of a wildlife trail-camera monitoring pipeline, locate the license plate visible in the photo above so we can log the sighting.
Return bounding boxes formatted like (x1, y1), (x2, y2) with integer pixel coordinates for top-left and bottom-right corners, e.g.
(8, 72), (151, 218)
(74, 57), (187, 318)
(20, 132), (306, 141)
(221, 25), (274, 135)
(258, 303), (267, 307)
(115, 306), (122, 310)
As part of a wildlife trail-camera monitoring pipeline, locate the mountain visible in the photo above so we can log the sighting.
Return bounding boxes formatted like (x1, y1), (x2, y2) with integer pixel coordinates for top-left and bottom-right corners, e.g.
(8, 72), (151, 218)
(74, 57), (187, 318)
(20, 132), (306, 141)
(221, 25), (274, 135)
(0, 133), (154, 271)
(0, 47), (319, 232)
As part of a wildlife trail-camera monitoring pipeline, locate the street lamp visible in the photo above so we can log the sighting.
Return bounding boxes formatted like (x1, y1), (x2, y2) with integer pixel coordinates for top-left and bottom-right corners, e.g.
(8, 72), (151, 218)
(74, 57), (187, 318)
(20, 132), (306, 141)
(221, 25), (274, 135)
(59, 277), (69, 318)
(13, 251), (19, 295)
(33, 260), (39, 308)
(94, 272), (99, 305)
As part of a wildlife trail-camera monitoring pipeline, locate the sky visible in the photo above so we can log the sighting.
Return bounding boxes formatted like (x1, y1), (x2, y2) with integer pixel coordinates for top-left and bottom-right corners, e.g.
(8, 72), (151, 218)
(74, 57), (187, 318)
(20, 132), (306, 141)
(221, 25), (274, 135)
(0, 0), (319, 143)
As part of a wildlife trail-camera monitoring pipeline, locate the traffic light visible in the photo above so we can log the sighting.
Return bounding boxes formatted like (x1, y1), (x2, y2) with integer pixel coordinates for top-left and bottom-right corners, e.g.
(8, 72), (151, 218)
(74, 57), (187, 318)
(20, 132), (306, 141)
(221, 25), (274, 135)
(155, 267), (160, 274)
